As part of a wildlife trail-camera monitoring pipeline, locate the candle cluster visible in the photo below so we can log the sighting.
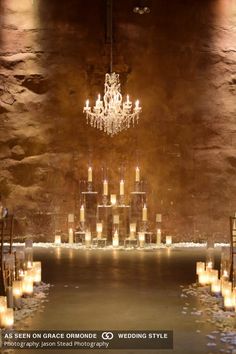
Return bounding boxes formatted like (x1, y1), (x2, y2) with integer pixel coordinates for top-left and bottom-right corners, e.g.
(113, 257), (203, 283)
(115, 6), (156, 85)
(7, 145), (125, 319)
(0, 242), (42, 329)
(196, 261), (236, 311)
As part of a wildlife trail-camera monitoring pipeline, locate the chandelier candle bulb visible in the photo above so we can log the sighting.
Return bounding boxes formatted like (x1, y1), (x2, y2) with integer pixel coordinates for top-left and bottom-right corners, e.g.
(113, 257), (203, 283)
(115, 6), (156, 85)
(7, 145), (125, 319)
(166, 236), (172, 247)
(120, 180), (124, 195)
(1, 308), (14, 329)
(80, 205), (85, 222)
(142, 204), (147, 221)
(88, 167), (92, 182)
(103, 180), (108, 195)
(84, 100), (90, 111)
(111, 194), (117, 206)
(54, 235), (61, 245)
(135, 167), (140, 182)
(196, 262), (205, 275)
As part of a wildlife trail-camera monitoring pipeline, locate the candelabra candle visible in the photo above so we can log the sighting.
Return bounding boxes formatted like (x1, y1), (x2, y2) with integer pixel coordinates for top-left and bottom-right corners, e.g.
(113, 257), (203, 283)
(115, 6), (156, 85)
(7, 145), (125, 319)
(211, 279), (221, 295)
(196, 262), (205, 275)
(110, 194), (117, 206)
(142, 204), (147, 221)
(103, 180), (108, 196)
(96, 223), (103, 239)
(166, 236), (172, 247)
(120, 180), (125, 195)
(54, 235), (61, 245)
(80, 205), (85, 222)
(88, 167), (92, 182)
(135, 167), (140, 182)
(1, 308), (14, 329)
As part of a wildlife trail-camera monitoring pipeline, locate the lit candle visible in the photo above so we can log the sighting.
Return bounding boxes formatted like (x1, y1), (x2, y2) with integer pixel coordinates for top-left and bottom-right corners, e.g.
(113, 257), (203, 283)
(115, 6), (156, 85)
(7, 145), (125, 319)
(120, 180), (124, 195)
(206, 261), (213, 270)
(130, 223), (136, 238)
(135, 167), (140, 182)
(12, 281), (23, 298)
(139, 232), (145, 247)
(96, 223), (103, 238)
(166, 236), (172, 247)
(0, 296), (7, 326)
(113, 230), (119, 247)
(22, 278), (33, 296)
(95, 94), (101, 108)
(198, 270), (210, 285)
(1, 308), (14, 329)
(88, 166), (92, 182)
(196, 262), (205, 275)
(135, 100), (140, 109)
(103, 180), (108, 196)
(69, 228), (74, 244)
(110, 194), (117, 206)
(224, 293), (234, 310)
(142, 204), (147, 221)
(85, 231), (91, 247)
(113, 214), (119, 224)
(209, 269), (218, 284)
(156, 229), (161, 245)
(80, 205), (85, 222)
(54, 235), (61, 245)
(221, 280), (232, 297)
(211, 279), (221, 295)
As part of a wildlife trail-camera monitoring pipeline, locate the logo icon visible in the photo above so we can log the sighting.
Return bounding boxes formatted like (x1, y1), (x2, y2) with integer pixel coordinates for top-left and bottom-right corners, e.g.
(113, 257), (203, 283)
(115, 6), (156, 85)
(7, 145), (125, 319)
(102, 332), (114, 340)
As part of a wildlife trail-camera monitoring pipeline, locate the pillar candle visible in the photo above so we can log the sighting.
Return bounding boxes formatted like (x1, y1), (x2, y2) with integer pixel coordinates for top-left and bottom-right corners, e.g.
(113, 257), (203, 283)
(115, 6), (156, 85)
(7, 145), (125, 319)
(88, 167), (92, 182)
(69, 228), (74, 244)
(103, 180), (108, 195)
(135, 167), (140, 182)
(142, 204), (147, 221)
(120, 180), (124, 195)
(80, 205), (85, 222)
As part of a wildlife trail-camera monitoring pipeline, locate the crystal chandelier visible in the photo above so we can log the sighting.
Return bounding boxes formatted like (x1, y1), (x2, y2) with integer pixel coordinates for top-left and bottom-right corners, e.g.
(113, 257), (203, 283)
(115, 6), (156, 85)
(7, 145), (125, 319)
(83, 0), (142, 137)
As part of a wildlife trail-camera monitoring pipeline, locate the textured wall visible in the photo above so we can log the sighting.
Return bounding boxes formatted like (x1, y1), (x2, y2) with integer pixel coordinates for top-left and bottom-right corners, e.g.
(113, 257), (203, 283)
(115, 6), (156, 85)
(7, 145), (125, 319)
(0, 0), (236, 240)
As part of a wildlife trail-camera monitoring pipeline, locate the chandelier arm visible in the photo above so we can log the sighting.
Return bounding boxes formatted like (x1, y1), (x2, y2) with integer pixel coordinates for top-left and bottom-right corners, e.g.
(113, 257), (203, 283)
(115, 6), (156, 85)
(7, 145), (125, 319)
(110, 0), (113, 73)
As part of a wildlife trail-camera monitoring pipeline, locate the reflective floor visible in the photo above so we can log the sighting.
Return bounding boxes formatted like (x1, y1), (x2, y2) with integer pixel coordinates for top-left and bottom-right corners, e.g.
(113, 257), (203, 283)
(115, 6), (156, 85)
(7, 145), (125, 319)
(14, 247), (221, 354)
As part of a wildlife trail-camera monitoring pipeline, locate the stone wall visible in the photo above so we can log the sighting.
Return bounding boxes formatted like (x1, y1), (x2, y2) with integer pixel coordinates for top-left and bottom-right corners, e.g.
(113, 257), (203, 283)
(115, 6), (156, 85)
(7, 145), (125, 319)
(0, 0), (236, 240)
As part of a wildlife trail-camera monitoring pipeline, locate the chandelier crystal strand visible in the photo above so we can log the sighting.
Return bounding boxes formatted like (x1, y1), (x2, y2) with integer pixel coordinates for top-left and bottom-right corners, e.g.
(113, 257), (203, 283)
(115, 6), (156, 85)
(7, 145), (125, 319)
(83, 73), (141, 136)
